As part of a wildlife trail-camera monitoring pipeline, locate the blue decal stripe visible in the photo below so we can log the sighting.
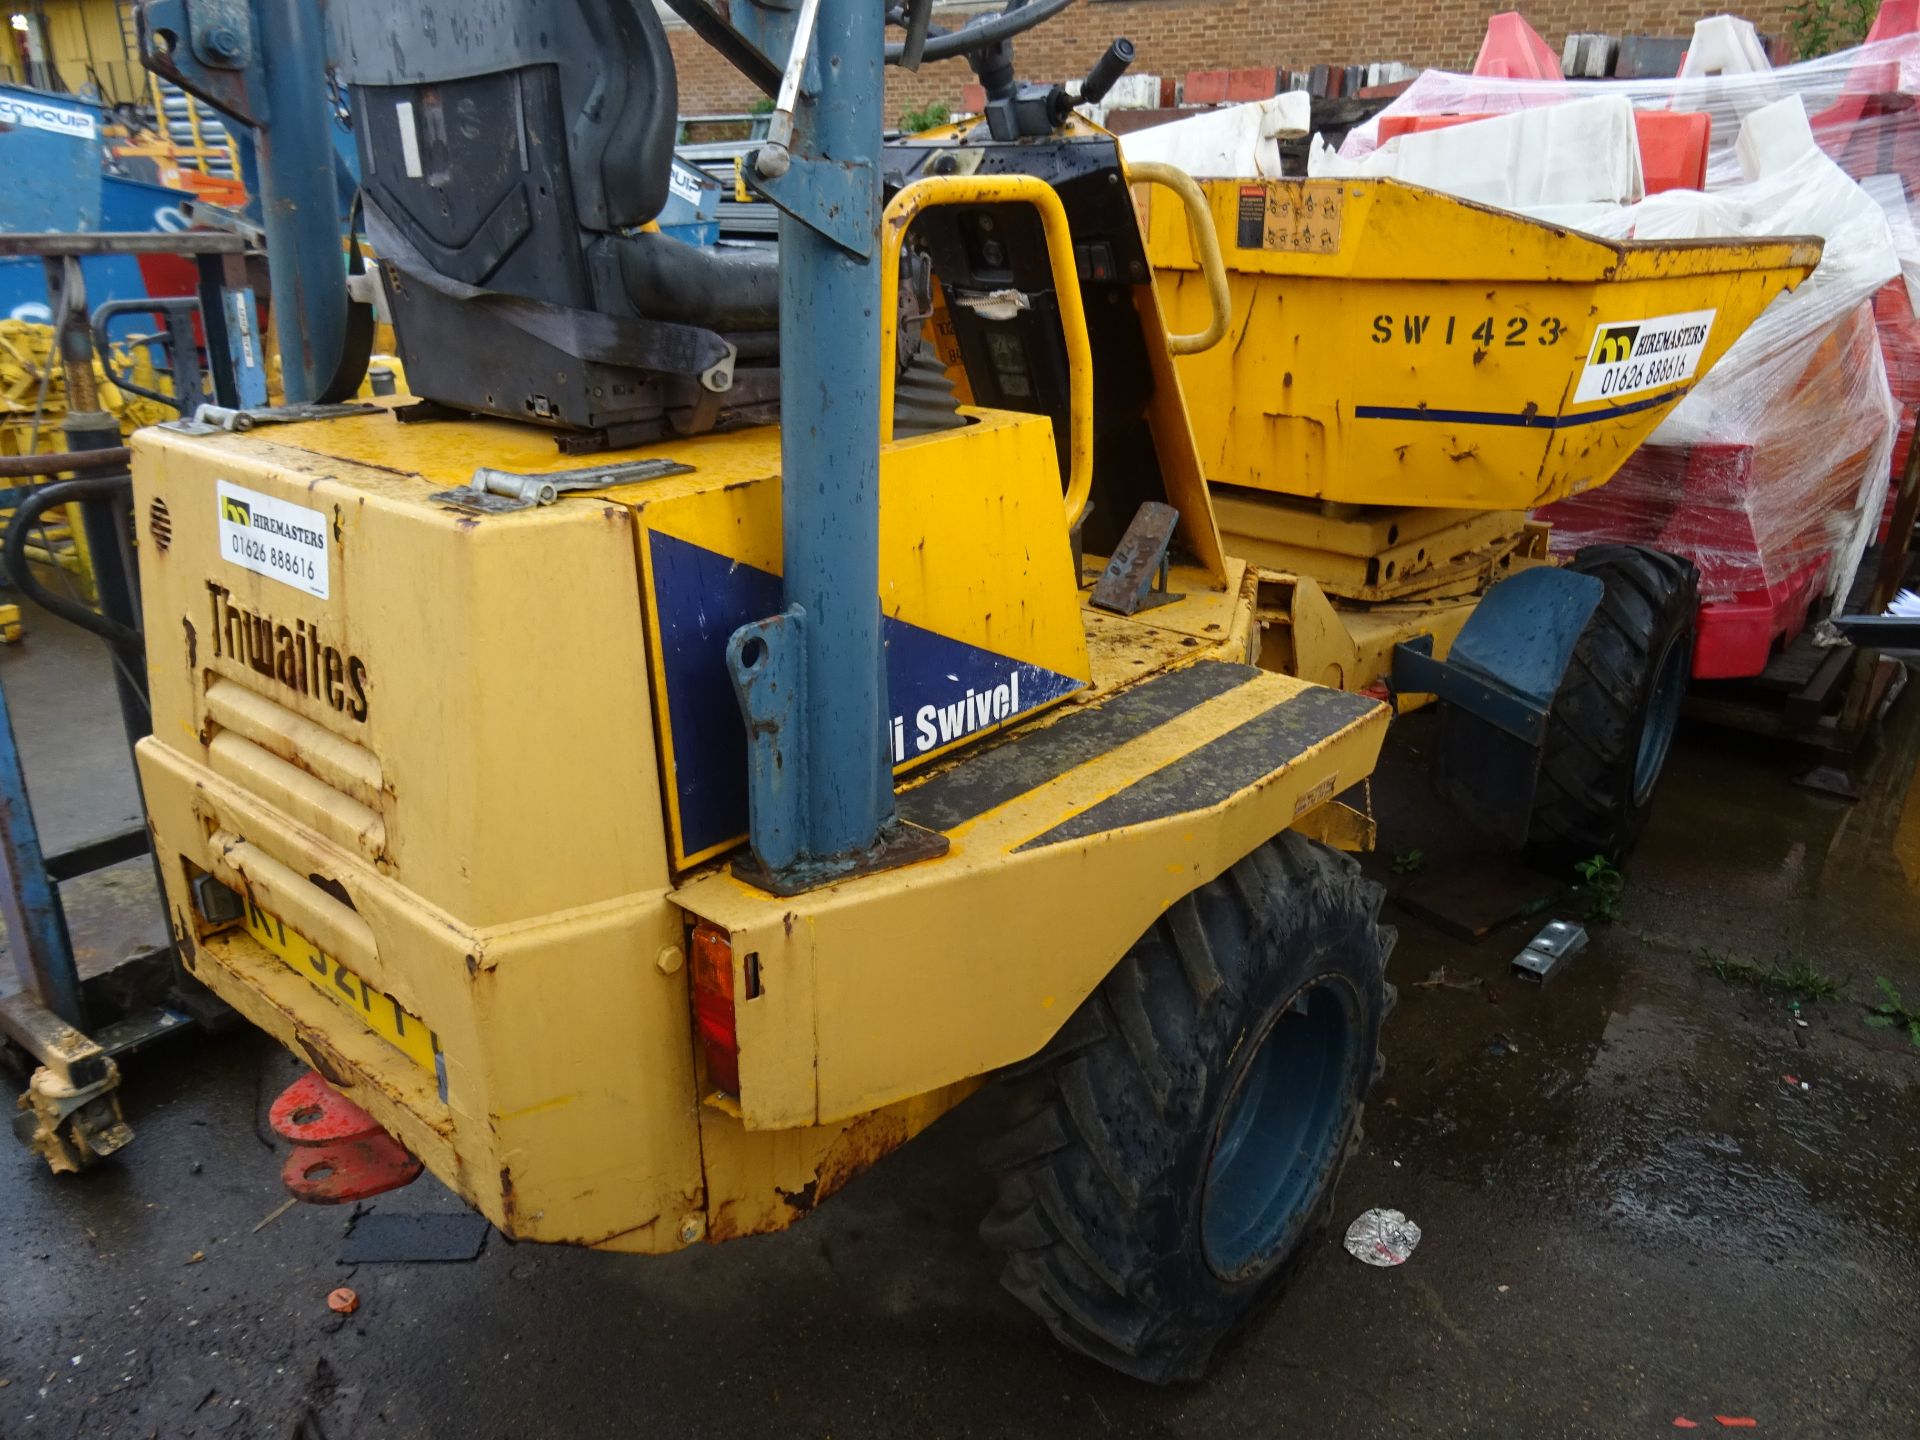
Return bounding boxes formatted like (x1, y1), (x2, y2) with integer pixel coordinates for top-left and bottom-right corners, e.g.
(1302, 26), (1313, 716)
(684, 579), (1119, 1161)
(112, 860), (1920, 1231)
(647, 530), (1082, 862)
(1354, 386), (1689, 430)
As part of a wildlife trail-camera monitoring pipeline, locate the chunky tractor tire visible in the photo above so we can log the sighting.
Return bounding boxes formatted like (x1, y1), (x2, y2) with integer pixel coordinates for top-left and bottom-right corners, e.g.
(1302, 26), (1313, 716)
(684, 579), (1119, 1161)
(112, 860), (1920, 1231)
(979, 833), (1393, 1384)
(1528, 545), (1698, 866)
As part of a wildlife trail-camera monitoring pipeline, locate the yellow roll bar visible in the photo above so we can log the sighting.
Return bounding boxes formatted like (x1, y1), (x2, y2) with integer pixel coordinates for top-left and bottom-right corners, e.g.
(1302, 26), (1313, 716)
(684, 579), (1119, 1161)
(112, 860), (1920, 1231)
(1126, 161), (1230, 356)
(878, 174), (1095, 525)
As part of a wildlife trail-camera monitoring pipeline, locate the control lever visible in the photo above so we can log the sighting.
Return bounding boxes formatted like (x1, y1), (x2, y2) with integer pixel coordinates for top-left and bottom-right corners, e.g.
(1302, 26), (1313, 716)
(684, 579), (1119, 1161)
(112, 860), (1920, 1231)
(1079, 37), (1135, 105)
(984, 34), (1137, 140)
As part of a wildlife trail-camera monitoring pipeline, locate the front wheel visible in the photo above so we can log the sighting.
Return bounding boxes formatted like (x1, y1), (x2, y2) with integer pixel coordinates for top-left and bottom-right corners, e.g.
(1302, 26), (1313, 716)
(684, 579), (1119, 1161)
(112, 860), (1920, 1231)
(1528, 545), (1698, 866)
(979, 832), (1393, 1383)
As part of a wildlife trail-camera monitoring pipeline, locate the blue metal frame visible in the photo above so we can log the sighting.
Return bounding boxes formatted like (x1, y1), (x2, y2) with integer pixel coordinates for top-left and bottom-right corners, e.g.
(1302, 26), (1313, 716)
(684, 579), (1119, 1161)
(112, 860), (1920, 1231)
(0, 658), (86, 1026)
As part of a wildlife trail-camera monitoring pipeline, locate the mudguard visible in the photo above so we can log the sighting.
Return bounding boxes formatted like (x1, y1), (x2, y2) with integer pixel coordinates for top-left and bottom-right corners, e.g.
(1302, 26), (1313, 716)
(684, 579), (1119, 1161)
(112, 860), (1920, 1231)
(1391, 566), (1605, 846)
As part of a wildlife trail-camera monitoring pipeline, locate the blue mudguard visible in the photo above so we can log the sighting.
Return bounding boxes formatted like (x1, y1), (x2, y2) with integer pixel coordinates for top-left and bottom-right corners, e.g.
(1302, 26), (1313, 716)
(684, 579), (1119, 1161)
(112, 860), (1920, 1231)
(1391, 566), (1605, 847)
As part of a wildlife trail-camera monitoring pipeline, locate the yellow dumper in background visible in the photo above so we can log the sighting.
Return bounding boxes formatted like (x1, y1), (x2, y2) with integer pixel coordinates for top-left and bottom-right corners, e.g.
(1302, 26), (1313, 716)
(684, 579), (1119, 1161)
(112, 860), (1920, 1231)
(1142, 175), (1818, 854)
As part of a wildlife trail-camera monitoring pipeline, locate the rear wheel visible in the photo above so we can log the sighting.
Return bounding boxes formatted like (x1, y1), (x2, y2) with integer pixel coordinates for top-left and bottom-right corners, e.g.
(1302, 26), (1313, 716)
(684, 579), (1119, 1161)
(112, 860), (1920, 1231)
(1528, 545), (1697, 866)
(979, 832), (1393, 1383)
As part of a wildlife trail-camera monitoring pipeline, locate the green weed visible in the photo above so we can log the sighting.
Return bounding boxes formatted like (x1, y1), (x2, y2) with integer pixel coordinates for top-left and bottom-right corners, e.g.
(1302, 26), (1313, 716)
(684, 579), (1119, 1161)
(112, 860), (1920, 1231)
(1575, 854), (1624, 925)
(1865, 975), (1920, 1048)
(1789, 0), (1878, 58)
(899, 101), (952, 133)
(1697, 947), (1840, 1000)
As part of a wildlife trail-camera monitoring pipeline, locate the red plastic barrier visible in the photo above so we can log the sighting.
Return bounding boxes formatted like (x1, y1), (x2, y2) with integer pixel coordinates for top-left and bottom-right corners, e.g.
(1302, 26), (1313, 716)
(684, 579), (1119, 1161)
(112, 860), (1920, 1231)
(1869, 0), (1920, 42)
(1873, 281), (1920, 517)
(1692, 556), (1828, 679)
(1635, 110), (1711, 192)
(1540, 434), (1850, 679)
(1472, 13), (1563, 80)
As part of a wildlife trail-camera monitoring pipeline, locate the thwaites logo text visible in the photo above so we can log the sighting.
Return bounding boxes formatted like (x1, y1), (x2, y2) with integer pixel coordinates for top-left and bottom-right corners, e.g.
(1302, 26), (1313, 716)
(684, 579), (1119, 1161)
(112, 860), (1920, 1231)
(204, 580), (370, 722)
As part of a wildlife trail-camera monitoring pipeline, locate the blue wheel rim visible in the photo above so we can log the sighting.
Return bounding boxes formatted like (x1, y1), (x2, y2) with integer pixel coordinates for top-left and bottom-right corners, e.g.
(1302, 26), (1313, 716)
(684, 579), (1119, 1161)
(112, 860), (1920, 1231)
(1633, 633), (1689, 805)
(1201, 978), (1359, 1279)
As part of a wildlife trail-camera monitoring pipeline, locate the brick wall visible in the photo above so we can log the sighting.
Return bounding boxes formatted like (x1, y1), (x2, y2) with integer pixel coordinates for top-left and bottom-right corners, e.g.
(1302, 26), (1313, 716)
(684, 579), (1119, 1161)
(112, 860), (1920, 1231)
(666, 1), (1800, 121)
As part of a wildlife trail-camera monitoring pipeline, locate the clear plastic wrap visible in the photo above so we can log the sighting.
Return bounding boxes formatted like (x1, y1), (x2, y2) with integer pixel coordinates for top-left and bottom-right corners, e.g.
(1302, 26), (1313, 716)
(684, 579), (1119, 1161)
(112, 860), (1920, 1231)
(1329, 38), (1920, 608)
(1539, 303), (1895, 600)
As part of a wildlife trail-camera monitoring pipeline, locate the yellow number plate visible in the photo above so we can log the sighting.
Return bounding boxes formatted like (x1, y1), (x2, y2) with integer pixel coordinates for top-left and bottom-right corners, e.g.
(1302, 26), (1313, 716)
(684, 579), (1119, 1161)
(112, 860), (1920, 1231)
(241, 898), (444, 1081)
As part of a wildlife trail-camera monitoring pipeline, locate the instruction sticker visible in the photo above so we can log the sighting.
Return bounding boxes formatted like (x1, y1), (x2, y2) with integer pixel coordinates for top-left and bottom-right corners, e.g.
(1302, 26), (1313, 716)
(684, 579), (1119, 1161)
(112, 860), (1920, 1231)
(216, 480), (330, 599)
(1573, 309), (1716, 404)
(1236, 181), (1345, 255)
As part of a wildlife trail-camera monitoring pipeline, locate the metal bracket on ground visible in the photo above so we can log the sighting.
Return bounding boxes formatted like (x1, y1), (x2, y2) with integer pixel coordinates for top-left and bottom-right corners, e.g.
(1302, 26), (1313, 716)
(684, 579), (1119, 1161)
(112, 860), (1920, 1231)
(0, 991), (131, 1174)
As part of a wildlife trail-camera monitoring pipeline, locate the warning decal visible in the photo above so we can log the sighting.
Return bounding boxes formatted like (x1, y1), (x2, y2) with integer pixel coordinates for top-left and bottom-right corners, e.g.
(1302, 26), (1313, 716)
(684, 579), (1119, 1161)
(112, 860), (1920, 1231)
(1572, 308), (1716, 404)
(1230, 181), (1346, 255)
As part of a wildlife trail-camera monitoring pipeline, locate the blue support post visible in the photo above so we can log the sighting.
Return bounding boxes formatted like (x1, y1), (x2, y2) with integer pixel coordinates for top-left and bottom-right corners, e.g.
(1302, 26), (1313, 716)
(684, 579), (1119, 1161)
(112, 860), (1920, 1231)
(249, 0), (356, 403)
(140, 0), (365, 403)
(775, 0), (893, 863)
(222, 282), (270, 408)
(728, 0), (947, 892)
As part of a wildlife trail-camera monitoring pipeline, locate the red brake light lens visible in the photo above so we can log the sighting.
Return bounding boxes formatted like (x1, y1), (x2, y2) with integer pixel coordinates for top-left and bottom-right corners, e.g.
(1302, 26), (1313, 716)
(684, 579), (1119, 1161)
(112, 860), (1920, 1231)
(689, 921), (740, 1094)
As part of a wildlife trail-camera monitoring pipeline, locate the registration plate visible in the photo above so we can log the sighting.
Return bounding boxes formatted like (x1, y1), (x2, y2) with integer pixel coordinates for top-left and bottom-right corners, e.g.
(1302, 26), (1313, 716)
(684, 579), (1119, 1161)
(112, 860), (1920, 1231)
(241, 898), (444, 1081)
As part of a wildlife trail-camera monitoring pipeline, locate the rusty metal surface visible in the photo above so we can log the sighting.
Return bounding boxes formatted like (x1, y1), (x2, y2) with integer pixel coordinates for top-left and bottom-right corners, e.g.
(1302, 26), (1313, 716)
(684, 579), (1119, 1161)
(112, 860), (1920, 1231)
(0, 448), (133, 479)
(1090, 500), (1181, 615)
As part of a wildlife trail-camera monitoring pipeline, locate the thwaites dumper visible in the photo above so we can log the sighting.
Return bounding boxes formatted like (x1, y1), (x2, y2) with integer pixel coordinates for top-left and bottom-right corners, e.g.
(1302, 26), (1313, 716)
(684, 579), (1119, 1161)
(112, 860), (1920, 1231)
(128, 0), (1391, 1383)
(1139, 179), (1820, 857)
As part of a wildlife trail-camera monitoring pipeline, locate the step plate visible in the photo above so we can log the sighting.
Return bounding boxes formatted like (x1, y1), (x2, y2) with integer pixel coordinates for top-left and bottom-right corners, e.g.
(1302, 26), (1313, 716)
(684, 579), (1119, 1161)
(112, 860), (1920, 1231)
(899, 661), (1257, 832)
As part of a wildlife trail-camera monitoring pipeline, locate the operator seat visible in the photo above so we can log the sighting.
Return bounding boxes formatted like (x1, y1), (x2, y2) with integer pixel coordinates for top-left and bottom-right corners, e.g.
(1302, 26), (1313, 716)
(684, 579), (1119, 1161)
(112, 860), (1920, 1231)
(327, 0), (778, 440)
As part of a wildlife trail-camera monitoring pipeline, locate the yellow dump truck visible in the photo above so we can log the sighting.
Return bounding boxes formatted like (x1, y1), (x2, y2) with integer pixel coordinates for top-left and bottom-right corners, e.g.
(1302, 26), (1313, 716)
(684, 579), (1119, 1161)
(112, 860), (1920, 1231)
(25, 0), (1812, 1389)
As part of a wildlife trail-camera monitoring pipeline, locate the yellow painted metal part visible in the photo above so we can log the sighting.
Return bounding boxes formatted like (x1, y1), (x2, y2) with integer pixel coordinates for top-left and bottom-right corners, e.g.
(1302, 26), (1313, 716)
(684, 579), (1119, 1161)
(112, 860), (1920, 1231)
(674, 652), (1384, 1130)
(1145, 177), (1819, 511)
(1214, 490), (1531, 602)
(131, 395), (1369, 1251)
(2, 319), (177, 606)
(2, 0), (146, 106)
(1248, 520), (1549, 699)
(1292, 798), (1376, 853)
(1125, 161), (1231, 356)
(880, 175), (1095, 522)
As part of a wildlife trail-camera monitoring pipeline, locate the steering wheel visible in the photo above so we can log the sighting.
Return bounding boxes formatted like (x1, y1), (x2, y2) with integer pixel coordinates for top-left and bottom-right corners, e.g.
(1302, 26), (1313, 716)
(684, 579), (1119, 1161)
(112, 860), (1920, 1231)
(884, 0), (1078, 66)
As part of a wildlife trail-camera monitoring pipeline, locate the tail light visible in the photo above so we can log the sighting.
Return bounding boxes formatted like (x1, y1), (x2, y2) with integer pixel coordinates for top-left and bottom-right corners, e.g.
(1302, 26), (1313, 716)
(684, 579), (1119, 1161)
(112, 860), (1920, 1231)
(689, 921), (740, 1094)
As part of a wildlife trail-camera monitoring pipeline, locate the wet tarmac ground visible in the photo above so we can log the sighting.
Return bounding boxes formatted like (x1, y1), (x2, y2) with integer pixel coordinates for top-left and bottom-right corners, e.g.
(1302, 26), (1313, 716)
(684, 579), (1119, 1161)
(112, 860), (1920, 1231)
(2, 609), (1918, 1437)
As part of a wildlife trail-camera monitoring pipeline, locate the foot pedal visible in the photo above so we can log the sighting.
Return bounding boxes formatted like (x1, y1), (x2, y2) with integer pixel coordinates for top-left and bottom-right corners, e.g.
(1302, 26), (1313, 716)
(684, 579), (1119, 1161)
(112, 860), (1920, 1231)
(270, 1070), (422, 1204)
(1090, 501), (1182, 615)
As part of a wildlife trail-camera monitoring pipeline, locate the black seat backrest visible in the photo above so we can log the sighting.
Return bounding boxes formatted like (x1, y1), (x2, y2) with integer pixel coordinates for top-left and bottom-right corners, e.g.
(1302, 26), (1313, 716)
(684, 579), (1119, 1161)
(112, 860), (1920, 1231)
(328, 0), (678, 308)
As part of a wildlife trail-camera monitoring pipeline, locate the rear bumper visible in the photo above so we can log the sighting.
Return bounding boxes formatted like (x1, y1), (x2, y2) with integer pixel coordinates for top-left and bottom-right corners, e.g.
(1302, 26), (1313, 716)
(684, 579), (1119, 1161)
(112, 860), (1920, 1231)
(138, 737), (708, 1252)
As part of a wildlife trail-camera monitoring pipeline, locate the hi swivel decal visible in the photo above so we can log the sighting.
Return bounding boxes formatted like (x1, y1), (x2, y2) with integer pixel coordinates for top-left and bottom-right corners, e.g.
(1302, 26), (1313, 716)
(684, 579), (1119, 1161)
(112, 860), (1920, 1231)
(649, 531), (1080, 858)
